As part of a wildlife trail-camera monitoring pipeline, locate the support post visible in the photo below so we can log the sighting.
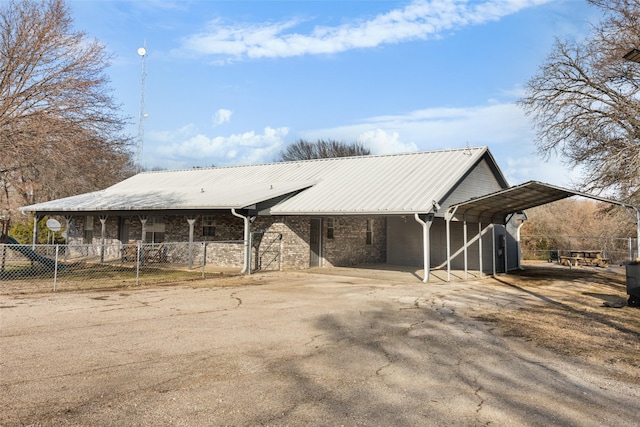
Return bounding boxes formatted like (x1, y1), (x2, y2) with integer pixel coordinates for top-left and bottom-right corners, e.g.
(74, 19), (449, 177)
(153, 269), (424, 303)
(492, 224), (496, 276)
(414, 213), (433, 283)
(463, 220), (468, 280)
(445, 207), (457, 283)
(478, 222), (483, 278)
(99, 216), (108, 264)
(231, 208), (251, 274)
(503, 231), (508, 274)
(32, 214), (39, 248)
(446, 218), (453, 282)
(139, 216), (148, 243)
(186, 217), (196, 269)
(64, 216), (73, 261)
(53, 245), (59, 292)
(516, 220), (525, 270)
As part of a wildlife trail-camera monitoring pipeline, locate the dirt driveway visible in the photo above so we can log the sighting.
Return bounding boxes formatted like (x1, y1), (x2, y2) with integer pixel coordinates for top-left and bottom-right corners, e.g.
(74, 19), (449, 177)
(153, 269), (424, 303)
(1, 264), (639, 426)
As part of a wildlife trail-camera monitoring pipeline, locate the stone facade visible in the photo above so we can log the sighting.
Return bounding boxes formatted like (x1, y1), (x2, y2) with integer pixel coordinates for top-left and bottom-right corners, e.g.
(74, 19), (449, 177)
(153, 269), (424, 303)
(255, 216), (386, 269)
(322, 216), (386, 267)
(63, 213), (387, 270)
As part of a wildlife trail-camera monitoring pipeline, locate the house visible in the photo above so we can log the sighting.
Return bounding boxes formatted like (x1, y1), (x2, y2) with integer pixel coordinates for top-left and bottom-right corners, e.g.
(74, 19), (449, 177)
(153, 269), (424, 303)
(21, 146), (636, 281)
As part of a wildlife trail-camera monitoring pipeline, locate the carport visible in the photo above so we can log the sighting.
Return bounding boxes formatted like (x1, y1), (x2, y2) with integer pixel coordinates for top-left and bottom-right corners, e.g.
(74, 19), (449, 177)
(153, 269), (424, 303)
(443, 181), (640, 282)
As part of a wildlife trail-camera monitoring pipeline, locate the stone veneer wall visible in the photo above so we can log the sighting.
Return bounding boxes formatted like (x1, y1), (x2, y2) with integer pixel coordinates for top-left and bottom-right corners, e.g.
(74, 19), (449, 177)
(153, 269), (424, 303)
(254, 216), (387, 269)
(322, 216), (386, 267)
(254, 216), (310, 270)
(65, 213), (387, 270)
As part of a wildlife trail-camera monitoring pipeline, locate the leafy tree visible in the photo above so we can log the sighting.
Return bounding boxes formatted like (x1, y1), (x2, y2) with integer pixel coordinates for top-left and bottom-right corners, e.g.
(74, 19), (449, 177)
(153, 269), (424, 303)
(518, 0), (640, 202)
(9, 216), (65, 244)
(278, 139), (371, 161)
(0, 0), (135, 215)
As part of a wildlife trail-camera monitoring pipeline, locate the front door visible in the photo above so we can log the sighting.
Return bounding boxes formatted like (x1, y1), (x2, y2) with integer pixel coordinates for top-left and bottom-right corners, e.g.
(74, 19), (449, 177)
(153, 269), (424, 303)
(310, 218), (321, 267)
(118, 218), (130, 243)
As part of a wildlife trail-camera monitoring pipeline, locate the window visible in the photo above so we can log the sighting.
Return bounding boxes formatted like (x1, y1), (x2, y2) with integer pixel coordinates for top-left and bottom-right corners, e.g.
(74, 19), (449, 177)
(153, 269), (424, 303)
(84, 216), (93, 244)
(147, 216), (165, 243)
(366, 219), (373, 245)
(326, 218), (334, 239)
(202, 216), (216, 237)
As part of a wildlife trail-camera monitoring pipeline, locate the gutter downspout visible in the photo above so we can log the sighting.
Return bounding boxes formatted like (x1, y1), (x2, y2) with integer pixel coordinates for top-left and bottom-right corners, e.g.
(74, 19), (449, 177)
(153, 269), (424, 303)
(231, 208), (251, 274)
(414, 213), (434, 283)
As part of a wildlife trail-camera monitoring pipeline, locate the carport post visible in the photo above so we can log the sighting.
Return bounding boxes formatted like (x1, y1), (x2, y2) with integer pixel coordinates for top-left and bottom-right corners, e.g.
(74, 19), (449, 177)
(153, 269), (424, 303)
(478, 222), (483, 278)
(492, 224), (496, 276)
(414, 213), (433, 283)
(445, 207), (457, 282)
(463, 220), (468, 280)
(516, 220), (525, 270)
(503, 231), (508, 274)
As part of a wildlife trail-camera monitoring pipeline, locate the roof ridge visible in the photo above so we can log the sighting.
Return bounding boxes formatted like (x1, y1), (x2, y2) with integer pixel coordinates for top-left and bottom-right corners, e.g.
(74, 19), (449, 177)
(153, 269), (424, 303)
(141, 146), (488, 174)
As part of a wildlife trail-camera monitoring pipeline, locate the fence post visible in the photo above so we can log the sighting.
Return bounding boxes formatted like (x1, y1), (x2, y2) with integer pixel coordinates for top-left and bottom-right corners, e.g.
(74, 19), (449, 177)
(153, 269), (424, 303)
(53, 244), (59, 292)
(136, 242), (141, 286)
(202, 242), (206, 278)
(279, 234), (283, 271)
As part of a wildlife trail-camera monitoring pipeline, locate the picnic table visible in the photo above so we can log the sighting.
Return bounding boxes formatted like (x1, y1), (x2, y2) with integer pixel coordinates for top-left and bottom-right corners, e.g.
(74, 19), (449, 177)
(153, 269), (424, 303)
(560, 250), (609, 268)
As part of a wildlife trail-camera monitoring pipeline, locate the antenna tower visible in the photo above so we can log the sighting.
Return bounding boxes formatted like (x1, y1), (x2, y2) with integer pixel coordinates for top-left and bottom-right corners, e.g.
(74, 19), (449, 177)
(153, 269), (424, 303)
(136, 41), (148, 171)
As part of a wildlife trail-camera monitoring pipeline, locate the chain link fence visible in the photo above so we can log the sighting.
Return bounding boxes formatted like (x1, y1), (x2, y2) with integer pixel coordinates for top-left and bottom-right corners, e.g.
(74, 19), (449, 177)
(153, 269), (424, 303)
(520, 235), (638, 265)
(0, 240), (252, 294)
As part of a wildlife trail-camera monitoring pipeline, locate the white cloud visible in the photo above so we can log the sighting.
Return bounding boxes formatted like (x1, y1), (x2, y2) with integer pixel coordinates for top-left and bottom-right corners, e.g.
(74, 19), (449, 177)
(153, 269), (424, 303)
(300, 101), (581, 186)
(152, 126), (289, 167)
(179, 0), (551, 60)
(357, 129), (417, 154)
(145, 99), (581, 187)
(305, 102), (533, 151)
(213, 109), (232, 127)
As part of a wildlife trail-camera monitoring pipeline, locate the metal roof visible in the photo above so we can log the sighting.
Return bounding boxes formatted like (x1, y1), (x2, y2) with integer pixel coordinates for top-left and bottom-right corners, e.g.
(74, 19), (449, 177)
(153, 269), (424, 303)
(21, 147), (504, 215)
(447, 180), (629, 223)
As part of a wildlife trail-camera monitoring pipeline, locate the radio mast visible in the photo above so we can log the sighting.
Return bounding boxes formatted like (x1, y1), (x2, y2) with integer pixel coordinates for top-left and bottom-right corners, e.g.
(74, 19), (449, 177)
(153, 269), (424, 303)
(136, 42), (148, 171)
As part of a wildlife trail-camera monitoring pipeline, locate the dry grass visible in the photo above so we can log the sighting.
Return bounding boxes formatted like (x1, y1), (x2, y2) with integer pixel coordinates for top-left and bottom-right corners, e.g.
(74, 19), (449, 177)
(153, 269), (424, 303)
(475, 263), (640, 382)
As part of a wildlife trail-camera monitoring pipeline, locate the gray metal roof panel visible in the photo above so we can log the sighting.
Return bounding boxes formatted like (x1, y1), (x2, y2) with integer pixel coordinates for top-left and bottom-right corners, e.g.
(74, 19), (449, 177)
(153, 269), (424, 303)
(447, 181), (627, 223)
(21, 147), (497, 215)
(23, 181), (316, 212)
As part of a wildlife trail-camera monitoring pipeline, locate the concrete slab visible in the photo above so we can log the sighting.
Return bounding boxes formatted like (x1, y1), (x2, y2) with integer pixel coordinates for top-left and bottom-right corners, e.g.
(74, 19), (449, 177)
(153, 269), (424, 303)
(1, 269), (638, 426)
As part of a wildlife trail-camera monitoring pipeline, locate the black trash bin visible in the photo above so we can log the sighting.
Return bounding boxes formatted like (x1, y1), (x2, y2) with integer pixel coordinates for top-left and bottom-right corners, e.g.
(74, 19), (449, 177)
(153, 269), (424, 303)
(627, 262), (640, 307)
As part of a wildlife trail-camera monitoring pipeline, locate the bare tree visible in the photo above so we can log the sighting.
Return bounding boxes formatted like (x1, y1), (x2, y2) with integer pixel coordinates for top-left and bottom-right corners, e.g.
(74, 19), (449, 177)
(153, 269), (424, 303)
(278, 139), (371, 162)
(0, 0), (134, 214)
(518, 0), (640, 202)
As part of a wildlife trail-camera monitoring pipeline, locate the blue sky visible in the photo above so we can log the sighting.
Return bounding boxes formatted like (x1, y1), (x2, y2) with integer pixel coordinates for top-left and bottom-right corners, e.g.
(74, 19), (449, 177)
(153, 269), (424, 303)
(69, 0), (599, 186)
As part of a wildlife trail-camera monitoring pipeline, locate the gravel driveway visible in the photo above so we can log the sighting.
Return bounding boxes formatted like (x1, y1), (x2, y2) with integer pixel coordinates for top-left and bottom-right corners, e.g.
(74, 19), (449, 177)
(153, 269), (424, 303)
(1, 269), (639, 426)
